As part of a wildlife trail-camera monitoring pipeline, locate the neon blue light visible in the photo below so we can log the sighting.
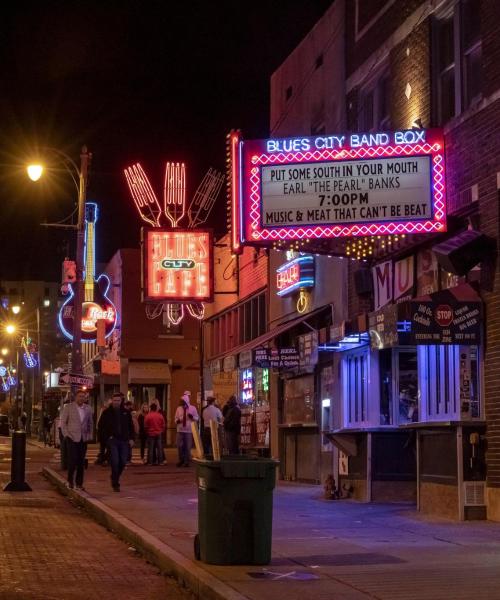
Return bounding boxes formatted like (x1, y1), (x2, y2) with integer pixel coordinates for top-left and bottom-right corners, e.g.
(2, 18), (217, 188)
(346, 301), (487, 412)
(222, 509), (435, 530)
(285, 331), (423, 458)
(0, 366), (6, 377)
(58, 202), (117, 343)
(276, 255), (314, 273)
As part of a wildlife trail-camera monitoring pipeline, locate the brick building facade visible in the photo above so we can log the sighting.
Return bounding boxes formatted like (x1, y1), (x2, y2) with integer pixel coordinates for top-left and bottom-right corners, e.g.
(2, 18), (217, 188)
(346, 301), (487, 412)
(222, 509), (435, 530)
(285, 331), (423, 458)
(341, 0), (500, 519)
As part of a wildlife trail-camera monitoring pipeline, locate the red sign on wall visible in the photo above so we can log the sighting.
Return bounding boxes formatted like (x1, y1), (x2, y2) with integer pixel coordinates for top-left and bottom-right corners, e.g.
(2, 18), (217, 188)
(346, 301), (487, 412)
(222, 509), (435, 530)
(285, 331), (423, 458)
(142, 228), (213, 303)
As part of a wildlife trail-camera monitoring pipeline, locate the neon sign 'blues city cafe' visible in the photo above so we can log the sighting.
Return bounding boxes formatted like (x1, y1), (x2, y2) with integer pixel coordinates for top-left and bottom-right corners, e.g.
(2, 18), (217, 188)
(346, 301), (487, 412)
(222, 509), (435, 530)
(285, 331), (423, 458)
(228, 128), (445, 253)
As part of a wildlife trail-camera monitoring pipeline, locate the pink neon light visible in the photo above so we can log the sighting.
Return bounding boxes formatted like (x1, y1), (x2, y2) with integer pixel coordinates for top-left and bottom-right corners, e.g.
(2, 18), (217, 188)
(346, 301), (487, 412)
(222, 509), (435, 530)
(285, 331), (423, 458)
(124, 163), (162, 227)
(243, 142), (445, 242)
(229, 131), (242, 253)
(164, 162), (186, 227)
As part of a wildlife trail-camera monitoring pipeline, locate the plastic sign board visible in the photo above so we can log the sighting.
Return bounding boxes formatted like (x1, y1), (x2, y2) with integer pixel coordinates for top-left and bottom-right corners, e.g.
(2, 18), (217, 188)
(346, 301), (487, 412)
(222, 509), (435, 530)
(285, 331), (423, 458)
(228, 129), (445, 252)
(142, 228), (213, 303)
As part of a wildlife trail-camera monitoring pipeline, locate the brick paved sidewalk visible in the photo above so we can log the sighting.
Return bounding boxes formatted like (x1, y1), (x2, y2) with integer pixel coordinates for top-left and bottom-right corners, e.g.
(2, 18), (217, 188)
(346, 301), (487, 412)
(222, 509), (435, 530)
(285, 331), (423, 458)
(42, 442), (500, 600)
(0, 437), (193, 600)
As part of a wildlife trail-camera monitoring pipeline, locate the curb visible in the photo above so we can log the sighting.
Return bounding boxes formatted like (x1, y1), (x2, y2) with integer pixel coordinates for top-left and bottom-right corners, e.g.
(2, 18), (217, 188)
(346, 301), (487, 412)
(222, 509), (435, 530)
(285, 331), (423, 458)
(43, 467), (248, 600)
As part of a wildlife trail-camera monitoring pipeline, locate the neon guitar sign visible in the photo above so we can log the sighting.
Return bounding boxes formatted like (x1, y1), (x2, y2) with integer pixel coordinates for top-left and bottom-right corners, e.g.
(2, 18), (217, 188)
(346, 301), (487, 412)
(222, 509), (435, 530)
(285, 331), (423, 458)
(58, 202), (118, 342)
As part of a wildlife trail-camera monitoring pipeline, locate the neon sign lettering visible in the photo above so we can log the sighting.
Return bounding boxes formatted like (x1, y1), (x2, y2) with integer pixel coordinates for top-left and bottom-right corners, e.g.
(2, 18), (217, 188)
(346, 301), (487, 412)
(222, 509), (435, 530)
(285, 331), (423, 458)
(143, 228), (213, 303)
(276, 255), (315, 297)
(241, 368), (254, 404)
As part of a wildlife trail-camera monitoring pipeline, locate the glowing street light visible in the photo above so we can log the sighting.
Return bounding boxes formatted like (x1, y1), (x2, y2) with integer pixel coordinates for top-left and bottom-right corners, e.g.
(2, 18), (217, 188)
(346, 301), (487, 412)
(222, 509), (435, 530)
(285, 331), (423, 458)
(1, 348), (9, 356)
(27, 146), (90, 381)
(5, 324), (16, 335)
(11, 305), (21, 315)
(27, 164), (44, 182)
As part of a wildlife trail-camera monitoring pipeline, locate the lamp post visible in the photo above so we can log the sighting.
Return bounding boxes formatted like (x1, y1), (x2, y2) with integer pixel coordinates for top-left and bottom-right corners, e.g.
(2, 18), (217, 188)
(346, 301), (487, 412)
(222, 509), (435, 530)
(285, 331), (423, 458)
(27, 146), (91, 381)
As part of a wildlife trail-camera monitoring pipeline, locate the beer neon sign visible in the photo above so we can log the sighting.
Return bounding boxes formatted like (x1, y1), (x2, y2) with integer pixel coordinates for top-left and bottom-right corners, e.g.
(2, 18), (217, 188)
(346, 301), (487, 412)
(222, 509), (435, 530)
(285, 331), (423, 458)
(143, 228), (213, 303)
(276, 255), (315, 297)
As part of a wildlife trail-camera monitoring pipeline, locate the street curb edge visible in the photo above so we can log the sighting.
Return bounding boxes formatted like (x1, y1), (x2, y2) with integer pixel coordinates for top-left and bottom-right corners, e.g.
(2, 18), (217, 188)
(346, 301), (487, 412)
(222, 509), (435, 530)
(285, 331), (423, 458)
(43, 467), (249, 600)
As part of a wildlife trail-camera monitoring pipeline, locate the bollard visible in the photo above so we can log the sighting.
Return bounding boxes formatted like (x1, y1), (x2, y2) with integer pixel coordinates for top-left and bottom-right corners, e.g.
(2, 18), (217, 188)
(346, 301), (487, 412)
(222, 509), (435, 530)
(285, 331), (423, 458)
(3, 431), (32, 492)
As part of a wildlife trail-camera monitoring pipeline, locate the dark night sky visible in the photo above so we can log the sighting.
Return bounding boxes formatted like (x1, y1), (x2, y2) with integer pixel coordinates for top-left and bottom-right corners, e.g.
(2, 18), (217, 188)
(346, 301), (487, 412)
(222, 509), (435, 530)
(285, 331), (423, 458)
(0, 1), (332, 282)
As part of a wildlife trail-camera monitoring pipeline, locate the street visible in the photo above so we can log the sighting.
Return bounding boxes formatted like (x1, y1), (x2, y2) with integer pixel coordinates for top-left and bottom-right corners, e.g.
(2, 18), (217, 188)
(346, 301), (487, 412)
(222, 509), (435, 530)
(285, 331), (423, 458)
(0, 438), (193, 600)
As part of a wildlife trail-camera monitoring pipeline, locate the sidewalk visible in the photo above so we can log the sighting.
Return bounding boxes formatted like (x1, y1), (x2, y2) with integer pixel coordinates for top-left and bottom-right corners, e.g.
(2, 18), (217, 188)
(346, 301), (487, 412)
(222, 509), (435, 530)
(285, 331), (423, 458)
(0, 438), (192, 600)
(43, 445), (500, 600)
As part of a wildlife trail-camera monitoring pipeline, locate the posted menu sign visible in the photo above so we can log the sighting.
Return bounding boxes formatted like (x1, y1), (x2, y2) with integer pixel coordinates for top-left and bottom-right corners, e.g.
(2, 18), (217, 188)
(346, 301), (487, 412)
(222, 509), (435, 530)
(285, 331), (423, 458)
(261, 156), (432, 227)
(397, 285), (482, 345)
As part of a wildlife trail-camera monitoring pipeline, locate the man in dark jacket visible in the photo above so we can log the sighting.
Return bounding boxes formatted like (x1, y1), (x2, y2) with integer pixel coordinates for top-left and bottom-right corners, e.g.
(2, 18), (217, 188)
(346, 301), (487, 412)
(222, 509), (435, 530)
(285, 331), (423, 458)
(223, 395), (241, 454)
(99, 392), (134, 492)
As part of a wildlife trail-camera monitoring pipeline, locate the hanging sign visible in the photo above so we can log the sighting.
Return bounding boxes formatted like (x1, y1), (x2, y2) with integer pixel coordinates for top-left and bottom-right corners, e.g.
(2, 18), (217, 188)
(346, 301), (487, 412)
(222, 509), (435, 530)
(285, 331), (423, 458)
(254, 347), (300, 369)
(142, 228), (213, 303)
(276, 255), (315, 297)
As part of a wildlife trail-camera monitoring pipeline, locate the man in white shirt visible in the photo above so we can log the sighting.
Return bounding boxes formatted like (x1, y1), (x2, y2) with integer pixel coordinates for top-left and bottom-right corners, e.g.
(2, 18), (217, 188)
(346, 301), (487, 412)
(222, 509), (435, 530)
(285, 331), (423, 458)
(201, 396), (222, 455)
(60, 390), (93, 490)
(174, 392), (199, 467)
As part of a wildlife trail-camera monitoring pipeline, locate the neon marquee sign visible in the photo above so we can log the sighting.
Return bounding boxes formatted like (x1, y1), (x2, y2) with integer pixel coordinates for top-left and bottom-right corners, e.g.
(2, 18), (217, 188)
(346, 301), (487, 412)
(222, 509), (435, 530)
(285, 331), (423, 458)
(276, 255), (315, 297)
(228, 128), (446, 253)
(143, 229), (213, 303)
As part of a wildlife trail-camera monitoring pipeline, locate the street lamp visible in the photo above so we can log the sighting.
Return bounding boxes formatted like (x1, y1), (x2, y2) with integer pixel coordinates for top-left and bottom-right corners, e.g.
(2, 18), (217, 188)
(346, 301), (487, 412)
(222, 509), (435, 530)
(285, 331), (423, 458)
(27, 146), (91, 379)
(5, 324), (16, 335)
(1, 348), (9, 356)
(11, 305), (21, 315)
(27, 164), (43, 182)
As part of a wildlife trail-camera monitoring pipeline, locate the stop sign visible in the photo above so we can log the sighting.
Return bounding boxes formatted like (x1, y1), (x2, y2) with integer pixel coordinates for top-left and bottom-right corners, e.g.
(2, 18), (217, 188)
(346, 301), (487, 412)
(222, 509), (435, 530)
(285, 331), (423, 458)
(435, 304), (453, 327)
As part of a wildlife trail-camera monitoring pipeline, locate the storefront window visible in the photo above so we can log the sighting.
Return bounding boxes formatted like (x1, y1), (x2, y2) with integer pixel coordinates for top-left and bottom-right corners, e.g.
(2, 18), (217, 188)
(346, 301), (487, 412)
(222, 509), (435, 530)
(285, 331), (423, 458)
(342, 348), (369, 427)
(417, 344), (481, 422)
(282, 375), (315, 424)
(397, 350), (419, 424)
(379, 349), (392, 425)
(239, 367), (270, 448)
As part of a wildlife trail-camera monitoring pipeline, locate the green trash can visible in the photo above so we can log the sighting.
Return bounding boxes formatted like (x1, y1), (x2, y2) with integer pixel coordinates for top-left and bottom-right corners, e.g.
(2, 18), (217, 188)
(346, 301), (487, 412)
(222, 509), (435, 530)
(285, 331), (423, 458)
(194, 456), (279, 565)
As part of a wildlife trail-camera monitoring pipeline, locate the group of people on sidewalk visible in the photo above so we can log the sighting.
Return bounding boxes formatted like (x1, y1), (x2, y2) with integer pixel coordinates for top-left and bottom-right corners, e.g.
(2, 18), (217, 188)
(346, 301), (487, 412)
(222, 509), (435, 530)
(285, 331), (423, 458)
(60, 389), (242, 493)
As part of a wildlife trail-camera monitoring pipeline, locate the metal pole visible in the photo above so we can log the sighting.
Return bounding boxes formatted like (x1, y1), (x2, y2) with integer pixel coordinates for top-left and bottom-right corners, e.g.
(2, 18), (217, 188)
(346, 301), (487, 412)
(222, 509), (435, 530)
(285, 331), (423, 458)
(71, 146), (90, 381)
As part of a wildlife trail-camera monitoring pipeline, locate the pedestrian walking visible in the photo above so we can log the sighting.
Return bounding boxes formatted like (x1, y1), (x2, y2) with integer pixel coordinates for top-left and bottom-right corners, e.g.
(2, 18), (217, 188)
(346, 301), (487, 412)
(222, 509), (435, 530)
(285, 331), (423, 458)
(175, 393), (199, 467)
(99, 392), (135, 492)
(124, 400), (139, 463)
(60, 390), (93, 490)
(201, 396), (222, 455)
(95, 399), (111, 466)
(223, 395), (241, 454)
(137, 403), (149, 463)
(144, 403), (165, 465)
(155, 399), (167, 464)
(42, 414), (52, 446)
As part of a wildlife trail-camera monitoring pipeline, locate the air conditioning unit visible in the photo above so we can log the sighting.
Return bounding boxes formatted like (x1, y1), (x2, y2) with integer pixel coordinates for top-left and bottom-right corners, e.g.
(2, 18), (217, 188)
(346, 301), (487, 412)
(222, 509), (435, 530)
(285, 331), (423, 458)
(463, 481), (486, 506)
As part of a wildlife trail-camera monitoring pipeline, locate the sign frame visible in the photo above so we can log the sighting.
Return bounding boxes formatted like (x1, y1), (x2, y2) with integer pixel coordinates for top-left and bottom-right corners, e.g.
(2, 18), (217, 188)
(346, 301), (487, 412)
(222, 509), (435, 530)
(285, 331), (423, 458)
(142, 227), (214, 304)
(229, 128), (445, 252)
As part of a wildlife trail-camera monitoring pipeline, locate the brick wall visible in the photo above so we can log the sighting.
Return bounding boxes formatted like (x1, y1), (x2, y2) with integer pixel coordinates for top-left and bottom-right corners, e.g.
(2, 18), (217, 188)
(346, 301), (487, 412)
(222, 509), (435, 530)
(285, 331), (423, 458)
(238, 247), (268, 300)
(445, 99), (500, 487)
(346, 0), (426, 77)
(390, 20), (431, 130)
(482, 0), (500, 97)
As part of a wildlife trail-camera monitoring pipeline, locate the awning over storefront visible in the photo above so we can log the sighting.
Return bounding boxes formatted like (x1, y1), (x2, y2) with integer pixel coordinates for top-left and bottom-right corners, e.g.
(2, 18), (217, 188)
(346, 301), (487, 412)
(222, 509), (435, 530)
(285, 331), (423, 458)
(207, 306), (329, 364)
(369, 284), (482, 348)
(128, 361), (171, 384)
